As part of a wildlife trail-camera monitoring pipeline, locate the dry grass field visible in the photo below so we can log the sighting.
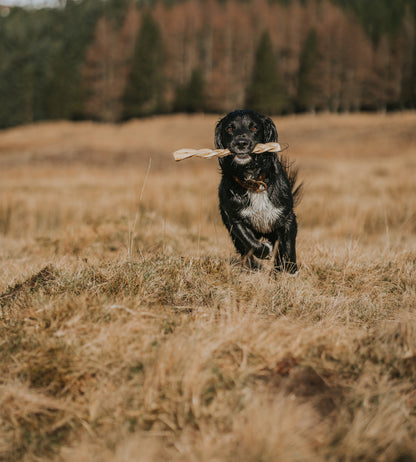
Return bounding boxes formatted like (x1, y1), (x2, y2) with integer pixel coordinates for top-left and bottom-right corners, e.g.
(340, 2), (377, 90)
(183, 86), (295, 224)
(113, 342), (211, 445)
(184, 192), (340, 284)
(0, 112), (416, 461)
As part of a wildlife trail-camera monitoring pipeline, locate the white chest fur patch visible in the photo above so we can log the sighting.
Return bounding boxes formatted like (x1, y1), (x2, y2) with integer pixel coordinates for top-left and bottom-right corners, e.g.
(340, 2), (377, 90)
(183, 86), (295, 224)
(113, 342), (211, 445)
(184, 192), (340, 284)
(241, 191), (283, 233)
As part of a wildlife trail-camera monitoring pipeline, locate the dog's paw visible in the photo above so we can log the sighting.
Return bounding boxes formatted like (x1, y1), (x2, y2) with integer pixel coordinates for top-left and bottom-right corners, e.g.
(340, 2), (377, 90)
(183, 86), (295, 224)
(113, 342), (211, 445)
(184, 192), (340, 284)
(254, 241), (273, 259)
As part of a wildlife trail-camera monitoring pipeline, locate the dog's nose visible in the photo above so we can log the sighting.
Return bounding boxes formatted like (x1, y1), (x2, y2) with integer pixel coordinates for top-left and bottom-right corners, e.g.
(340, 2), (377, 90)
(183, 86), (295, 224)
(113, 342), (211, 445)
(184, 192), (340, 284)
(234, 137), (250, 150)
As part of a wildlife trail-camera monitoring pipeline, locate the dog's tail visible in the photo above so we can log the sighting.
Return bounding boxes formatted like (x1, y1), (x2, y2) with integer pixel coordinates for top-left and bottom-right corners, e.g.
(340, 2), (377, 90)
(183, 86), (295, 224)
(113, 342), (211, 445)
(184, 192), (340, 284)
(279, 156), (303, 207)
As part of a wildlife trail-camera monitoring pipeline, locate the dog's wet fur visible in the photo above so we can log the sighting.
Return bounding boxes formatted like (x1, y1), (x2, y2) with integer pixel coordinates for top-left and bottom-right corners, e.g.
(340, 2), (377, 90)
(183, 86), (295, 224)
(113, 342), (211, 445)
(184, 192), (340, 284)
(215, 110), (302, 273)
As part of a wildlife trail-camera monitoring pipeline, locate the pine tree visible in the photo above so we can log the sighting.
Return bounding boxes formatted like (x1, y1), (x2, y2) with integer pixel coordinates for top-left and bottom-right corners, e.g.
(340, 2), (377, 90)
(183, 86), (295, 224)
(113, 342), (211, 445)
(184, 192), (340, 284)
(0, 7), (62, 127)
(173, 69), (206, 112)
(245, 31), (290, 114)
(46, 0), (103, 120)
(297, 29), (321, 112)
(123, 12), (165, 119)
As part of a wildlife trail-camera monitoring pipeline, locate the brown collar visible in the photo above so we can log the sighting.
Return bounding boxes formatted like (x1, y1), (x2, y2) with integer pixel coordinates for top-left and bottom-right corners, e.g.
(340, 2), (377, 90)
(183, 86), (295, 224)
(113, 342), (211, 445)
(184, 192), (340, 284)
(233, 172), (268, 192)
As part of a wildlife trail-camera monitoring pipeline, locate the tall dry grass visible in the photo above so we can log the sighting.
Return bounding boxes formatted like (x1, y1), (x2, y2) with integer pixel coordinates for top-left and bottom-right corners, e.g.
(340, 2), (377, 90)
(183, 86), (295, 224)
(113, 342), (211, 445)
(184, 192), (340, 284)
(0, 113), (415, 461)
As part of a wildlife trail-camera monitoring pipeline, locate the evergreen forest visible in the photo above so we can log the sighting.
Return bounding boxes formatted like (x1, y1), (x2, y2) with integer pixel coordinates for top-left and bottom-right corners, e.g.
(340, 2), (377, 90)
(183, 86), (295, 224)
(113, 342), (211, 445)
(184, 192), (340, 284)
(1, 0), (416, 128)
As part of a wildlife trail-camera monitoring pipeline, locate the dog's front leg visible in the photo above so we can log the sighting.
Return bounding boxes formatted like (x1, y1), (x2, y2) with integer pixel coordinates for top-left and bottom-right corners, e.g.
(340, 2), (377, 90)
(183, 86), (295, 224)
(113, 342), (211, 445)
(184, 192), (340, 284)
(228, 222), (272, 259)
(274, 219), (298, 273)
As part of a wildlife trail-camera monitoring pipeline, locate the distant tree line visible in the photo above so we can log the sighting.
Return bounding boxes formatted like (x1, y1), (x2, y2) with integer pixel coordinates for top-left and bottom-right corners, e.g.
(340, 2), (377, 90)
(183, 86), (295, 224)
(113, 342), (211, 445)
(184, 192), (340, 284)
(1, 0), (416, 128)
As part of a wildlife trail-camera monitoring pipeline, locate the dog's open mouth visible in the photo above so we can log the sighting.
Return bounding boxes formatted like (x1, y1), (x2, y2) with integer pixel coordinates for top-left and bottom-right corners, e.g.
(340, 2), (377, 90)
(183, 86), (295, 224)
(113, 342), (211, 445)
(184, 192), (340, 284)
(232, 152), (253, 165)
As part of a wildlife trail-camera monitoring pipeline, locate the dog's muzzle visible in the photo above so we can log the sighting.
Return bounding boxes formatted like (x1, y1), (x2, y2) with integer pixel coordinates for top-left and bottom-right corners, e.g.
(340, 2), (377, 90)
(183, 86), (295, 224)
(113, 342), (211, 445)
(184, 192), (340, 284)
(230, 136), (255, 164)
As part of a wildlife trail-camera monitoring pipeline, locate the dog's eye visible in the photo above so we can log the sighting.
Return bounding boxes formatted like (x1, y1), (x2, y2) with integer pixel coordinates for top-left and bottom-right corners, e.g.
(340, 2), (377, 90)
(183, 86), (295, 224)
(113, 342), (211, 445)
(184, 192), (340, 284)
(227, 127), (233, 134)
(251, 126), (257, 132)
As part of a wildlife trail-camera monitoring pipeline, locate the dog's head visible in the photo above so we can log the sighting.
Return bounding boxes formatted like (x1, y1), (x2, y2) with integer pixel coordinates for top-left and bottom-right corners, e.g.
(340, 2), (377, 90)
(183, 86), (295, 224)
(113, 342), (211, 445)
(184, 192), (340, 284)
(215, 110), (278, 166)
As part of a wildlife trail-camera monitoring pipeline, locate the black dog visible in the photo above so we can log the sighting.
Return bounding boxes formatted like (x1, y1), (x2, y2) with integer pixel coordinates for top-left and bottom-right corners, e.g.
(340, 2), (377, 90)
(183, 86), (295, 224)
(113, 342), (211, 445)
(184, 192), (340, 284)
(215, 110), (301, 273)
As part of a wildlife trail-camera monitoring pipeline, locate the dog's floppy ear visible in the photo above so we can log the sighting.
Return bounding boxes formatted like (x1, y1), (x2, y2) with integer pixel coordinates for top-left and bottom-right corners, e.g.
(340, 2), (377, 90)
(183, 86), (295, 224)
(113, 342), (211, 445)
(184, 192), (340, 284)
(214, 118), (225, 149)
(261, 115), (278, 143)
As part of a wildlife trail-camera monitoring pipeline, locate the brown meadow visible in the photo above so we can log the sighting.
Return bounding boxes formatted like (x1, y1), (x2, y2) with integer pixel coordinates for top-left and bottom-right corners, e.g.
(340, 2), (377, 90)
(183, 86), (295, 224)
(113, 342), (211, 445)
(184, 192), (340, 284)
(0, 113), (416, 461)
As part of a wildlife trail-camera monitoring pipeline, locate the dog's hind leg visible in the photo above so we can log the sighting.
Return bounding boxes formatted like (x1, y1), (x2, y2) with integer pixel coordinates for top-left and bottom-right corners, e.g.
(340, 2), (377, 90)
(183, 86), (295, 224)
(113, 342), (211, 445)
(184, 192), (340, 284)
(271, 219), (298, 274)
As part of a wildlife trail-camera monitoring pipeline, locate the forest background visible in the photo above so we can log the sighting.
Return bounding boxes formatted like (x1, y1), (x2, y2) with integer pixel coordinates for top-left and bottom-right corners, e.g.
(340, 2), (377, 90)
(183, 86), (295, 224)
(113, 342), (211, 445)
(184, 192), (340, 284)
(1, 0), (416, 128)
